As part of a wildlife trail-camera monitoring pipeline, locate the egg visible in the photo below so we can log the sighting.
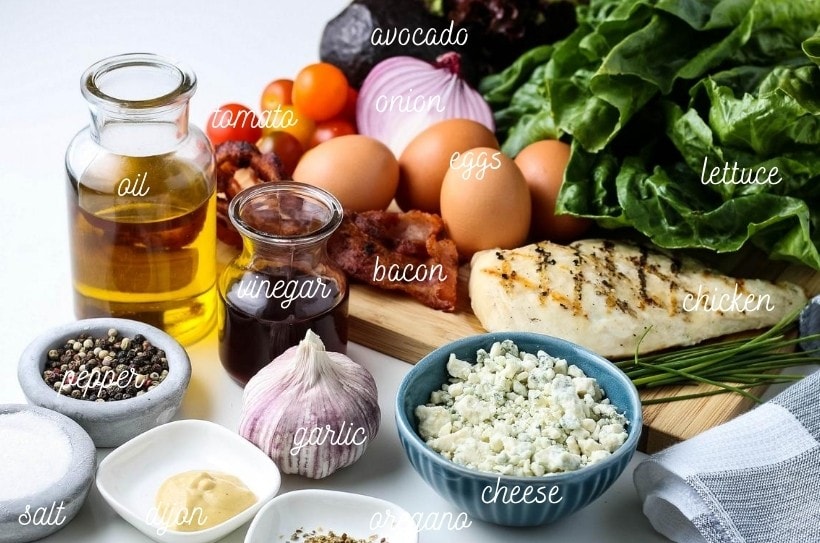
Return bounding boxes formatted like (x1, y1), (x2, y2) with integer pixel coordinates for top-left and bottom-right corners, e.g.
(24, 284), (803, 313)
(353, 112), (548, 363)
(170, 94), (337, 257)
(440, 147), (530, 257)
(514, 140), (591, 241)
(292, 134), (399, 211)
(397, 119), (499, 213)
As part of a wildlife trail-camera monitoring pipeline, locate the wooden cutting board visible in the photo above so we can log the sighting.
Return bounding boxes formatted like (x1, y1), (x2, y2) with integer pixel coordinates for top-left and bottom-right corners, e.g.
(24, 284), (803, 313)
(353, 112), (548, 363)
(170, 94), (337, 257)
(348, 250), (820, 454)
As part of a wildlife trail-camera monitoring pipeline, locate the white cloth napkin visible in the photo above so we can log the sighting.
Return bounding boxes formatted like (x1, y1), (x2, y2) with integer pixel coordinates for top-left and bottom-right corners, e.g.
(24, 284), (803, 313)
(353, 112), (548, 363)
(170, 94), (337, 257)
(633, 370), (820, 543)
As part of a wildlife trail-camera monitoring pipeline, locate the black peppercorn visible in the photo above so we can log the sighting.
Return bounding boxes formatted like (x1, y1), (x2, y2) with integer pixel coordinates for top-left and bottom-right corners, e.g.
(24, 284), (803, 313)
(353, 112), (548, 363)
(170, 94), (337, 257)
(40, 331), (169, 404)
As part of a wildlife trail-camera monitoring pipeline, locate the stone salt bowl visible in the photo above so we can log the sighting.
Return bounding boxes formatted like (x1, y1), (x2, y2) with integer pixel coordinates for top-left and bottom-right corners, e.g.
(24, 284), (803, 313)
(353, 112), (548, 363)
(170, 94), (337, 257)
(0, 404), (95, 543)
(18, 318), (191, 447)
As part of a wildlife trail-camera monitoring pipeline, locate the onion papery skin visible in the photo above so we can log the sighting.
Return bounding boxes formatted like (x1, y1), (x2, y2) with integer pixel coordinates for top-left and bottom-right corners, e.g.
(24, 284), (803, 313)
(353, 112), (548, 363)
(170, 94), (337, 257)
(357, 53), (494, 157)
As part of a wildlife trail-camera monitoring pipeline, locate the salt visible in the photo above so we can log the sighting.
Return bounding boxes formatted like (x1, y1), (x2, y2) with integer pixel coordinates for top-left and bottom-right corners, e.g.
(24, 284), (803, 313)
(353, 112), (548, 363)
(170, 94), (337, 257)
(0, 411), (72, 501)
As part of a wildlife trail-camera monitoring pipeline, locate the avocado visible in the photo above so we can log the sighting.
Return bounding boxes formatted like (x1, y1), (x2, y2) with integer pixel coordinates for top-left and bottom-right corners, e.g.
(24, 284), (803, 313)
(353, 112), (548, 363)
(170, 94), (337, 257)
(320, 0), (474, 88)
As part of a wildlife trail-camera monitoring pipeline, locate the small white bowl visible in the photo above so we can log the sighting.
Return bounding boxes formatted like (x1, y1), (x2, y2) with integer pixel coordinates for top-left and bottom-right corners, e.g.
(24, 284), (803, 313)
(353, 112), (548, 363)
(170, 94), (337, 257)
(96, 419), (281, 543)
(245, 489), (418, 543)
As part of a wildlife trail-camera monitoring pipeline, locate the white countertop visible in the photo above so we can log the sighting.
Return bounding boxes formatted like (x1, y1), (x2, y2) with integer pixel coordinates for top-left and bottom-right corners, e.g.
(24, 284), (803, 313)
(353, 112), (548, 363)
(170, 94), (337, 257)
(0, 1), (669, 541)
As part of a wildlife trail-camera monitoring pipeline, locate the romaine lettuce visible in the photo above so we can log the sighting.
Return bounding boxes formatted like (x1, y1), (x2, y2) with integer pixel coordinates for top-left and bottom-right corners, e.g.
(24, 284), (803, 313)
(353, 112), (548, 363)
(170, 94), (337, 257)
(480, 0), (820, 268)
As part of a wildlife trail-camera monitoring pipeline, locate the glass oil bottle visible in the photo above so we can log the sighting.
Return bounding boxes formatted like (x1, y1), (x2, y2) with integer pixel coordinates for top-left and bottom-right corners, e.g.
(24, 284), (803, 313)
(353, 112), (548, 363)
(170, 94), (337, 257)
(65, 53), (216, 344)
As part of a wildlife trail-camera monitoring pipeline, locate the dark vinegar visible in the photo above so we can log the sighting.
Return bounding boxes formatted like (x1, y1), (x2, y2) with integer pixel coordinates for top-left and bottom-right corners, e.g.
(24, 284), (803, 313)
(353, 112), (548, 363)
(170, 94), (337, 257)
(218, 270), (349, 385)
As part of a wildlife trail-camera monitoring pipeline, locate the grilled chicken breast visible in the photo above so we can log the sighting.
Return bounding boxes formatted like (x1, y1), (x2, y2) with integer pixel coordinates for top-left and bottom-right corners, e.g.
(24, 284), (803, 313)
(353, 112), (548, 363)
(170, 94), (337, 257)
(470, 240), (807, 358)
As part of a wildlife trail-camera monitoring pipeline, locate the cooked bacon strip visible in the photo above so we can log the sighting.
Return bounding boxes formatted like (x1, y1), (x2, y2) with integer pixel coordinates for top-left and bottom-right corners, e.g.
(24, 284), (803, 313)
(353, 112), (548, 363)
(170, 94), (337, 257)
(328, 210), (459, 311)
(214, 141), (285, 246)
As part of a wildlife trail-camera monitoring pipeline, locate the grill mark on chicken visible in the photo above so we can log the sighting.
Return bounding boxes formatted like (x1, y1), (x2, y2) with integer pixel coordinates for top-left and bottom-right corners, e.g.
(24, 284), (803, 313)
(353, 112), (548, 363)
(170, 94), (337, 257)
(637, 246), (649, 309)
(600, 240), (620, 310)
(550, 291), (573, 312)
(639, 245), (665, 309)
(489, 262), (537, 292)
(500, 257), (513, 292)
(669, 280), (684, 318)
(572, 247), (584, 315)
(534, 243), (555, 306)
(470, 239), (807, 357)
(615, 299), (637, 317)
(671, 257), (682, 274)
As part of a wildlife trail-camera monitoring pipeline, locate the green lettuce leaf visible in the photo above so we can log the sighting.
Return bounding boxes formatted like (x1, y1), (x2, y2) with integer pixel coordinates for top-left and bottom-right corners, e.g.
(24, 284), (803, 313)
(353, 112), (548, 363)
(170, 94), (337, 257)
(483, 0), (820, 268)
(805, 30), (820, 65)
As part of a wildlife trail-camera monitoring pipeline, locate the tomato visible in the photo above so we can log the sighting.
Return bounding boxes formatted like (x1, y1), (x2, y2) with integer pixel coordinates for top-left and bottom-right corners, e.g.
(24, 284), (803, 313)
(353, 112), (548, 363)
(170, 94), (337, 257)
(309, 119), (357, 148)
(291, 63), (348, 122)
(340, 87), (358, 126)
(260, 78), (293, 113)
(262, 104), (315, 148)
(206, 103), (262, 145)
(256, 132), (303, 177)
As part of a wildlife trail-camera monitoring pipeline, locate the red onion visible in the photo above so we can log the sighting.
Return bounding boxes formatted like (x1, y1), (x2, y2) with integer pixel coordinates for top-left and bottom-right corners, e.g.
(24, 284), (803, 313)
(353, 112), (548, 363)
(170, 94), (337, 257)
(356, 52), (494, 157)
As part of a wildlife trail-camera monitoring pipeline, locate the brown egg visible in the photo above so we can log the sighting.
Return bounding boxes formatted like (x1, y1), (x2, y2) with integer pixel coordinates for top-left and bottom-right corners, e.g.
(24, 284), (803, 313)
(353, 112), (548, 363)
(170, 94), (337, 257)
(397, 119), (499, 213)
(293, 134), (399, 211)
(440, 147), (530, 257)
(514, 140), (591, 241)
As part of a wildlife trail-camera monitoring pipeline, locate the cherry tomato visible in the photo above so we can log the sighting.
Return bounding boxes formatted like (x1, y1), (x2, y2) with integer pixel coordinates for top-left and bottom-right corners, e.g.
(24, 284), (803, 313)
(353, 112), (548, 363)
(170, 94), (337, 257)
(292, 63), (349, 122)
(206, 103), (262, 145)
(261, 104), (315, 149)
(256, 132), (303, 177)
(309, 119), (357, 148)
(260, 78), (293, 113)
(340, 87), (358, 126)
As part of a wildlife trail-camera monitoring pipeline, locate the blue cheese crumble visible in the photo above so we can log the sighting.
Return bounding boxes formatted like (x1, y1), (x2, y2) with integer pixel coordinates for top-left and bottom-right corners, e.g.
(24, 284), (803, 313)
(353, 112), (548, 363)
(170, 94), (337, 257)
(415, 340), (628, 476)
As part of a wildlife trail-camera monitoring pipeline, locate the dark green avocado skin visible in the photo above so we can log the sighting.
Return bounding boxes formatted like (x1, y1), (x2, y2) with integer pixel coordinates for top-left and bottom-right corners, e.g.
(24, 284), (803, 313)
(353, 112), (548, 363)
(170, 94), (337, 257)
(320, 0), (475, 88)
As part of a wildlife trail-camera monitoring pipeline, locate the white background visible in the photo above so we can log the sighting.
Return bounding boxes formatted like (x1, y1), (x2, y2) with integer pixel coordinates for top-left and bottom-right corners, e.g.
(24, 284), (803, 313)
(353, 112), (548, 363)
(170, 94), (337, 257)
(0, 1), (669, 541)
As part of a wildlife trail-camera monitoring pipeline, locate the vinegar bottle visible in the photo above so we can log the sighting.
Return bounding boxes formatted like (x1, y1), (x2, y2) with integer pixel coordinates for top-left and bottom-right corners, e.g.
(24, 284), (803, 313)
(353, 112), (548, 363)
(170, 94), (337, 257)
(65, 53), (217, 344)
(218, 182), (349, 385)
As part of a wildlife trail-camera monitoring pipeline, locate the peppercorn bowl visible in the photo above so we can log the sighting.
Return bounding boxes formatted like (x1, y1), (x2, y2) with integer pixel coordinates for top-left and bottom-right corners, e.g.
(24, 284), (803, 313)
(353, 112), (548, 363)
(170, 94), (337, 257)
(395, 332), (642, 527)
(0, 404), (96, 543)
(17, 318), (191, 447)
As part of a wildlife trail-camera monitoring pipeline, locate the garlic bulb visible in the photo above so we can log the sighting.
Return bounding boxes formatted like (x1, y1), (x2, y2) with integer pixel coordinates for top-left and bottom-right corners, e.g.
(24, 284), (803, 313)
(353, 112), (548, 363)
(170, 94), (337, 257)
(238, 330), (380, 479)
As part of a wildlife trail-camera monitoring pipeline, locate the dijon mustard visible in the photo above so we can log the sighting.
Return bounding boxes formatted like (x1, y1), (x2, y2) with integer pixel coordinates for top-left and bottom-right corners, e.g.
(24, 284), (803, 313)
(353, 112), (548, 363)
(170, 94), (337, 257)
(154, 470), (256, 532)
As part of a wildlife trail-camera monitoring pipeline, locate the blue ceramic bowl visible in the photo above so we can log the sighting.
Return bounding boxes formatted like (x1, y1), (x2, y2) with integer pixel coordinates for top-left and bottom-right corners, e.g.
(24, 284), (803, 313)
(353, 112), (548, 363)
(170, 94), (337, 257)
(395, 332), (642, 527)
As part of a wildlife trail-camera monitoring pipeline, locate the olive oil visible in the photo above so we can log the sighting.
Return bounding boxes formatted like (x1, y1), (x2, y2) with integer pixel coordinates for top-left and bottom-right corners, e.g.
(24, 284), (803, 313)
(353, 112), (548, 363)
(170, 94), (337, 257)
(67, 154), (217, 344)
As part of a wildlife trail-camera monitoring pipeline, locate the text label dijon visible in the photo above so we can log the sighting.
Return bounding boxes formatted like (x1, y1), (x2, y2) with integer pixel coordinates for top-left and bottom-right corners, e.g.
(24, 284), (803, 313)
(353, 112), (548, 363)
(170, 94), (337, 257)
(146, 505), (208, 536)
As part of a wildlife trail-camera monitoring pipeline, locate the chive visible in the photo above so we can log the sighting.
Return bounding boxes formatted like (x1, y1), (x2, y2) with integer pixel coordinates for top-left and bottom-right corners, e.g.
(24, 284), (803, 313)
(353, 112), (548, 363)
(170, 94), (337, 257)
(626, 310), (820, 406)
(640, 382), (780, 405)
